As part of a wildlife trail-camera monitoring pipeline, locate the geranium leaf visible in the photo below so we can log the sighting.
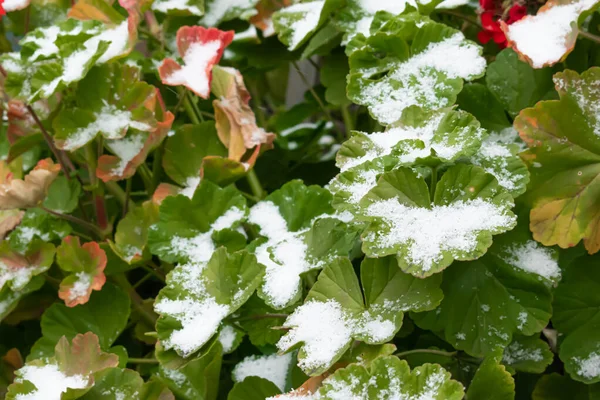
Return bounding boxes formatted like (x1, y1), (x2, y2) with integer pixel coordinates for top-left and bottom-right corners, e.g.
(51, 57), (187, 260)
(329, 158), (385, 214)
(0, 240), (55, 292)
(314, 357), (464, 399)
(8, 208), (71, 253)
(358, 164), (516, 277)
(217, 323), (244, 354)
(211, 66), (275, 162)
(457, 83), (512, 132)
(320, 53), (350, 106)
(502, 335), (553, 374)
(228, 377), (281, 400)
(336, 106), (486, 172)
(467, 353), (515, 400)
(248, 180), (358, 309)
(232, 353), (293, 392)
(502, 0), (600, 68)
(28, 283), (130, 360)
(151, 0), (203, 15)
(237, 295), (291, 347)
(110, 201), (159, 264)
(0, 210), (24, 242)
(7, 332), (118, 400)
(201, 156), (249, 186)
(201, 0), (258, 26)
(42, 175), (82, 213)
(515, 68), (600, 253)
(347, 17), (485, 125)
(79, 367), (175, 400)
(486, 48), (556, 117)
(158, 26), (234, 98)
(278, 257), (441, 375)
(273, 0), (337, 51)
(532, 373), (600, 399)
(53, 63), (159, 151)
(67, 0), (127, 24)
(155, 248), (263, 357)
(0, 276), (44, 322)
(0, 158), (60, 209)
(56, 236), (107, 307)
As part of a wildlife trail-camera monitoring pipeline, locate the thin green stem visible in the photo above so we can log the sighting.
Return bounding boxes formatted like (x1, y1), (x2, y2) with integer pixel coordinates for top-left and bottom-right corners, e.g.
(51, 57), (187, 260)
(127, 357), (159, 364)
(178, 87), (201, 125)
(430, 166), (438, 199)
(113, 274), (157, 326)
(39, 206), (103, 238)
(579, 30), (600, 44)
(151, 143), (164, 191)
(239, 190), (261, 203)
(249, 81), (268, 128)
(138, 164), (154, 195)
(395, 349), (457, 358)
(105, 181), (135, 210)
(123, 178), (132, 217)
(133, 271), (155, 289)
(341, 105), (354, 139)
(246, 169), (265, 199)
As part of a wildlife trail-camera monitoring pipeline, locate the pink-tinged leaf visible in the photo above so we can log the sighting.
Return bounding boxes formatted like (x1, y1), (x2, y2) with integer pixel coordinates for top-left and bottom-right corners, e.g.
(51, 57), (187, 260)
(0, 158), (61, 210)
(0, 210), (24, 241)
(158, 26), (234, 98)
(250, 0), (291, 37)
(54, 332), (119, 377)
(96, 111), (174, 182)
(152, 182), (190, 204)
(0, 240), (55, 292)
(56, 237), (107, 307)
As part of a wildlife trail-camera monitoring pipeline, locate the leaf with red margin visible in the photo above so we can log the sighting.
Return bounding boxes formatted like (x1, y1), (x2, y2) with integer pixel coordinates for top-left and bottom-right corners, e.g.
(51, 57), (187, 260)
(68, 0), (126, 24)
(0, 158), (60, 210)
(6, 333), (119, 400)
(56, 237), (107, 307)
(211, 66), (275, 162)
(502, 0), (600, 68)
(249, 0), (292, 37)
(158, 26), (234, 99)
(0, 240), (55, 292)
(0, 210), (24, 241)
(6, 98), (58, 143)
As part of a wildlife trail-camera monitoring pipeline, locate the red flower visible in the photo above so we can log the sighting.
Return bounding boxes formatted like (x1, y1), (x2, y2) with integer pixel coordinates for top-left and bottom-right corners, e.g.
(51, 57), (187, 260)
(0, 0), (5, 16)
(477, 3), (527, 48)
(507, 4), (527, 23)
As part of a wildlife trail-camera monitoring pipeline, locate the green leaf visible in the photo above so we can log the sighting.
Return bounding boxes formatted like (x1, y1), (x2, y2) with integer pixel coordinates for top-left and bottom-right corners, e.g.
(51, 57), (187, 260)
(232, 353), (293, 392)
(110, 201), (159, 264)
(553, 254), (600, 383)
(502, 335), (553, 374)
(358, 164), (516, 277)
(300, 21), (342, 60)
(155, 341), (222, 400)
(0, 276), (44, 322)
(514, 67), (600, 253)
(248, 180), (358, 309)
(532, 373), (600, 400)
(79, 367), (175, 400)
(486, 48), (556, 117)
(42, 175), (81, 213)
(336, 106), (486, 172)
(28, 283), (130, 360)
(201, 0), (258, 26)
(228, 377), (280, 400)
(347, 17), (485, 125)
(53, 63), (158, 151)
(456, 83), (512, 132)
(237, 295), (290, 347)
(151, 0), (204, 15)
(320, 53), (350, 106)
(148, 180), (247, 264)
(467, 353), (515, 400)
(316, 357), (464, 399)
(0, 240), (55, 292)
(329, 158), (385, 214)
(278, 257), (441, 375)
(155, 248), (263, 357)
(8, 208), (71, 253)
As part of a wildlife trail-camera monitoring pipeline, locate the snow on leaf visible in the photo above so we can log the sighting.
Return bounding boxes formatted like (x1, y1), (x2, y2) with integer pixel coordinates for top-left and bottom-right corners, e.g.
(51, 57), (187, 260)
(348, 18), (486, 125)
(328, 159), (384, 214)
(53, 63), (159, 152)
(56, 236), (107, 307)
(515, 68), (600, 254)
(154, 247), (263, 357)
(151, 0), (204, 16)
(211, 66), (276, 163)
(336, 107), (485, 172)
(359, 164), (516, 277)
(0, 240), (55, 292)
(502, 0), (600, 68)
(158, 26), (234, 98)
(502, 335), (553, 374)
(249, 0), (291, 37)
(0, 276), (44, 322)
(0, 158), (60, 210)
(110, 201), (159, 264)
(8, 208), (71, 253)
(278, 257), (441, 374)
(6, 332), (118, 400)
(201, 0), (259, 26)
(0, 210), (24, 241)
(272, 1), (327, 50)
(232, 353), (293, 391)
(248, 181), (358, 309)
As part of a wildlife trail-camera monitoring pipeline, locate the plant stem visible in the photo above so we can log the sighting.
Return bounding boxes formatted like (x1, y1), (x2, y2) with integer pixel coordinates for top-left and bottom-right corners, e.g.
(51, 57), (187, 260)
(395, 349), (457, 358)
(178, 87), (201, 125)
(127, 357), (159, 364)
(250, 81), (268, 128)
(239, 190), (261, 203)
(151, 143), (164, 191)
(231, 313), (289, 322)
(123, 178), (132, 217)
(438, 10), (483, 29)
(39, 206), (104, 238)
(138, 163), (154, 194)
(430, 166), (438, 199)
(84, 143), (109, 232)
(341, 105), (354, 139)
(188, 91), (205, 122)
(246, 169), (265, 199)
(579, 30), (600, 44)
(105, 181), (135, 210)
(113, 274), (158, 326)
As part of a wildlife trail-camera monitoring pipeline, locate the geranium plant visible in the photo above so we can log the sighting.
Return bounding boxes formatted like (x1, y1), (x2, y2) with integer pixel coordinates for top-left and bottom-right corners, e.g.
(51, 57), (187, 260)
(1, 0), (600, 398)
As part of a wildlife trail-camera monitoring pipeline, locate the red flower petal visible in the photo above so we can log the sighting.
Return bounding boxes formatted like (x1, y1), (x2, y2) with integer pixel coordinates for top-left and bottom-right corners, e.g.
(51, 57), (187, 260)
(507, 4), (527, 23)
(477, 30), (493, 44)
(481, 12), (502, 32)
(158, 26), (234, 99)
(492, 30), (507, 44)
(479, 0), (495, 11)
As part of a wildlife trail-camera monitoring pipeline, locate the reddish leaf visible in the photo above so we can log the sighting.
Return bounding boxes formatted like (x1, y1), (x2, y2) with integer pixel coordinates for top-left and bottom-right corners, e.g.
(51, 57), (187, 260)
(158, 26), (234, 98)
(0, 158), (60, 210)
(0, 240), (56, 292)
(0, 210), (24, 241)
(54, 332), (119, 377)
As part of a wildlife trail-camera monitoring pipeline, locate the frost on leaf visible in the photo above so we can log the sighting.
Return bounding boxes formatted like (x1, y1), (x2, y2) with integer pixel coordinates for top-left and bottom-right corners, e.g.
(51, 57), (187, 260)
(272, 1), (326, 50)
(8, 208), (72, 253)
(110, 201), (159, 264)
(56, 236), (107, 307)
(0, 240), (55, 292)
(501, 335), (553, 373)
(6, 332), (118, 400)
(336, 107), (485, 172)
(158, 26), (234, 98)
(232, 353), (293, 391)
(348, 18), (486, 125)
(502, 0), (600, 68)
(53, 63), (159, 152)
(211, 66), (276, 163)
(201, 0), (259, 26)
(515, 68), (600, 254)
(0, 158), (60, 210)
(277, 257), (442, 374)
(151, 0), (203, 16)
(154, 247), (263, 357)
(328, 159), (384, 214)
(359, 164), (516, 277)
(248, 181), (358, 309)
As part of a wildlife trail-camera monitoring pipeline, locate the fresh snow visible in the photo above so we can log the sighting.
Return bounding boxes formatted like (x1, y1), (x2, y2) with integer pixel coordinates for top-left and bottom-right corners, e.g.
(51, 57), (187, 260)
(162, 40), (223, 98)
(502, 341), (544, 365)
(180, 176), (201, 198)
(232, 353), (293, 391)
(471, 139), (525, 192)
(68, 272), (92, 301)
(574, 352), (600, 380)
(13, 364), (88, 400)
(107, 134), (146, 176)
(356, 33), (486, 124)
(0, 262), (34, 292)
(202, 0), (257, 26)
(555, 74), (600, 138)
(276, 1), (324, 50)
(502, 240), (561, 282)
(365, 198), (515, 271)
(2, 0), (29, 11)
(505, 0), (599, 68)
(218, 325), (237, 353)
(152, 0), (203, 15)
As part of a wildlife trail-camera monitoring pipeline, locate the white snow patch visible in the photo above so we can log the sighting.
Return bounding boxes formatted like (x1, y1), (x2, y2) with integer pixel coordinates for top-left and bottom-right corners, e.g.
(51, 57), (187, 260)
(218, 325), (238, 353)
(574, 352), (600, 380)
(152, 0), (203, 15)
(503, 240), (561, 282)
(202, 0), (257, 26)
(107, 134), (145, 176)
(68, 272), (92, 301)
(502, 341), (544, 365)
(13, 364), (88, 400)
(232, 353), (293, 391)
(276, 1), (324, 50)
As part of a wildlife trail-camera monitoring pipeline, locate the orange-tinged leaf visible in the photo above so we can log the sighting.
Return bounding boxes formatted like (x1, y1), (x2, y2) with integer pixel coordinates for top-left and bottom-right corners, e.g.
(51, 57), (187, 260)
(0, 240), (56, 292)
(54, 332), (119, 377)
(56, 237), (107, 307)
(158, 26), (234, 98)
(68, 0), (125, 24)
(0, 210), (24, 241)
(0, 158), (60, 210)
(249, 0), (291, 37)
(152, 183), (184, 205)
